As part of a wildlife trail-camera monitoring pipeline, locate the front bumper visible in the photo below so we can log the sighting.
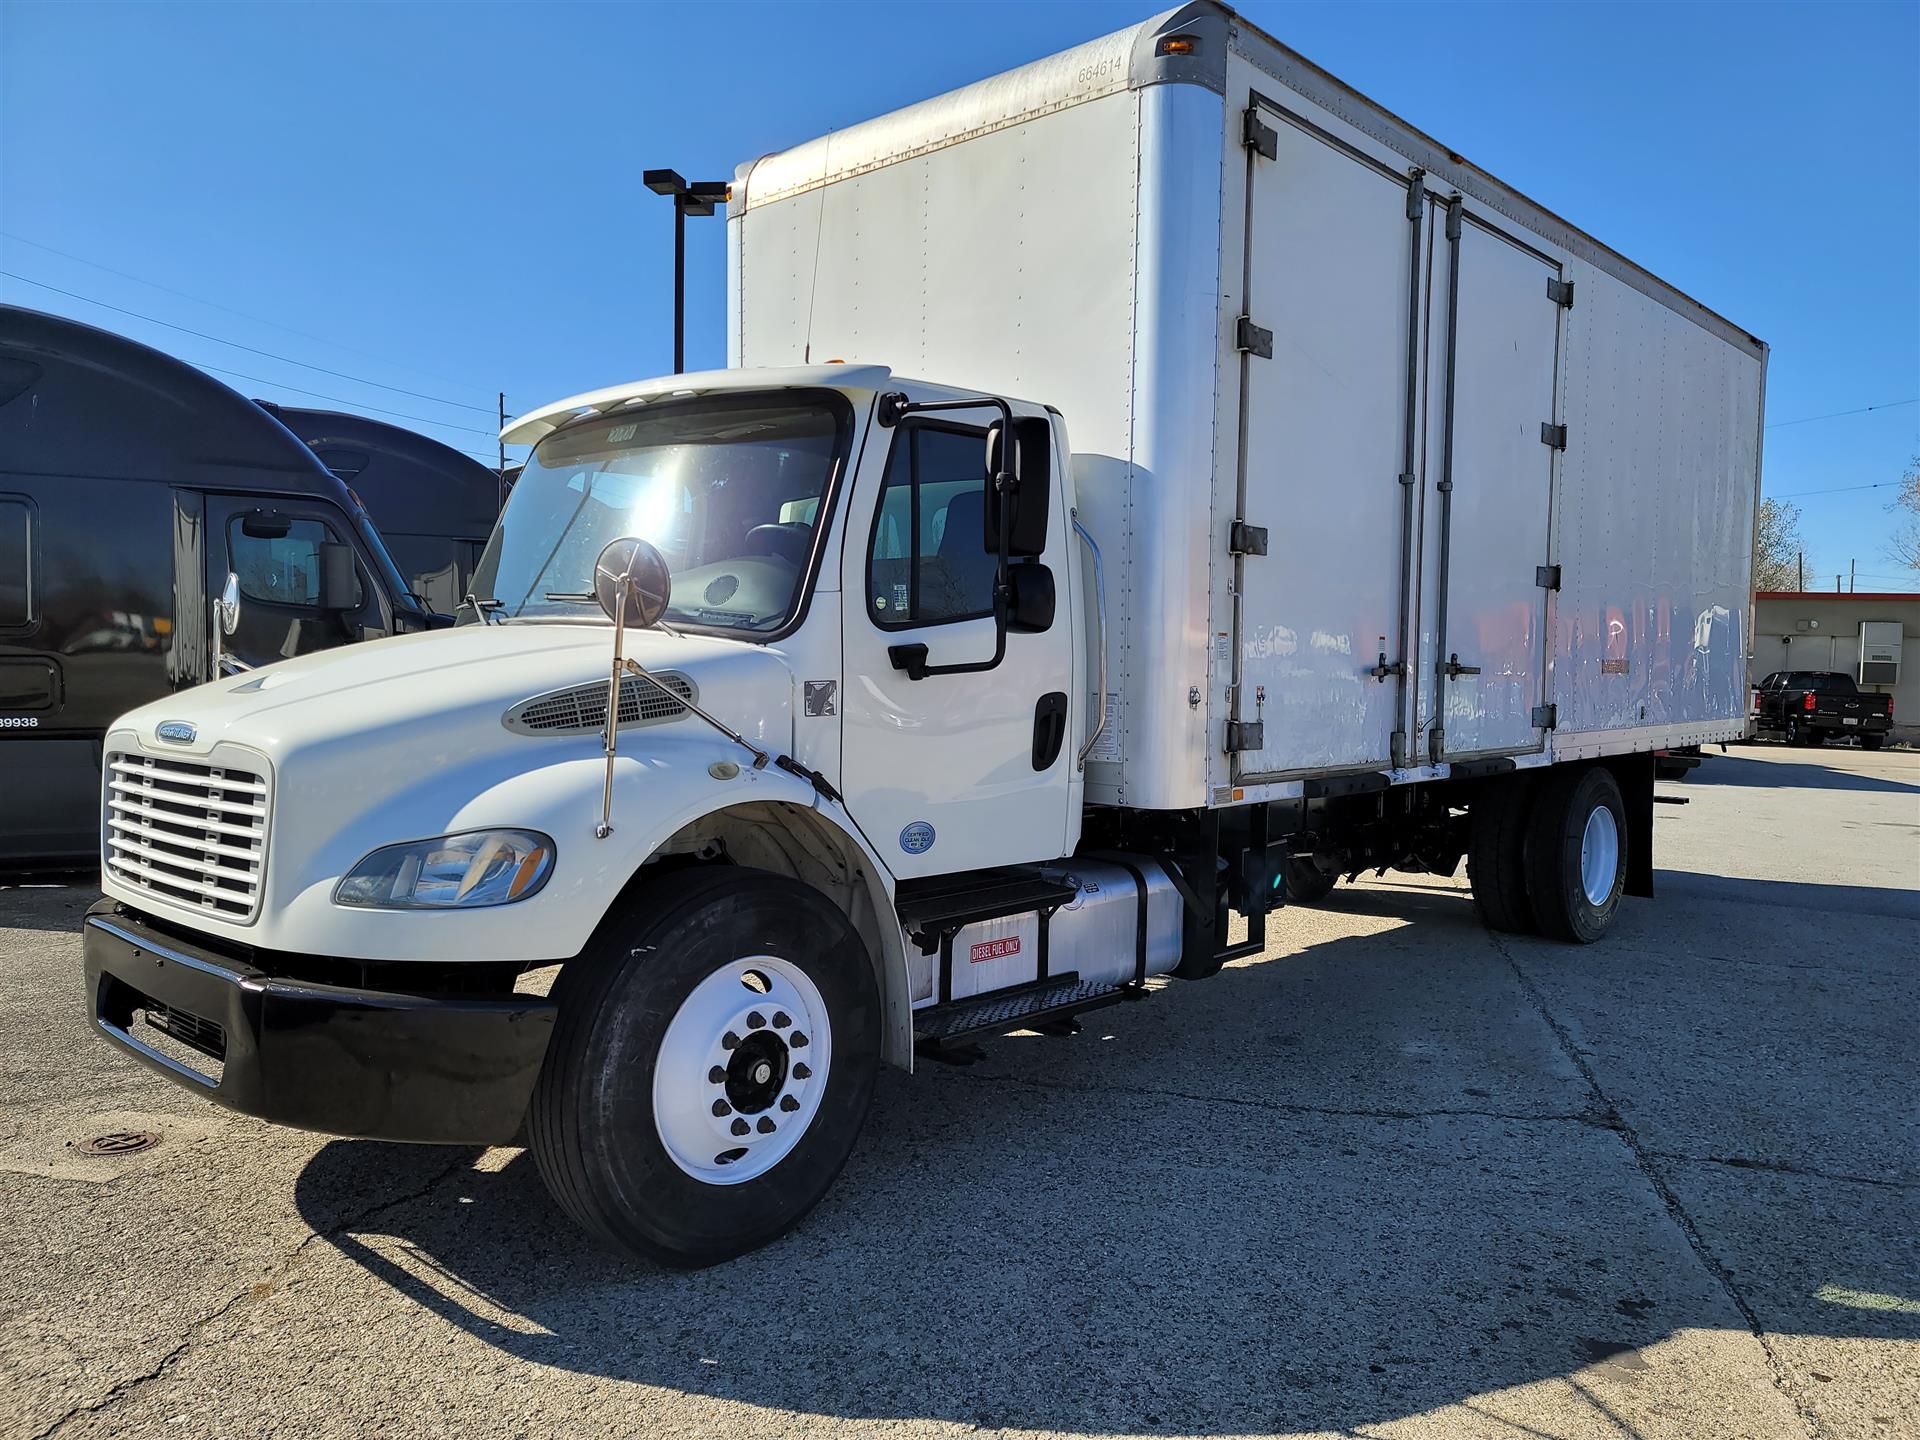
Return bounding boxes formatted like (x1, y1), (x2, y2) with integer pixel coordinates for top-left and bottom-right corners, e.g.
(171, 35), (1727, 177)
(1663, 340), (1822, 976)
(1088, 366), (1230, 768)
(82, 901), (555, 1144)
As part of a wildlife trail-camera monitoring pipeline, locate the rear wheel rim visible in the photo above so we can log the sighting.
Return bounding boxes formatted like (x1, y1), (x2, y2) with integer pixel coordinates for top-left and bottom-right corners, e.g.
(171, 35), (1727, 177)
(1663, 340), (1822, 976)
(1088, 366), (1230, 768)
(1578, 805), (1620, 907)
(652, 955), (831, 1185)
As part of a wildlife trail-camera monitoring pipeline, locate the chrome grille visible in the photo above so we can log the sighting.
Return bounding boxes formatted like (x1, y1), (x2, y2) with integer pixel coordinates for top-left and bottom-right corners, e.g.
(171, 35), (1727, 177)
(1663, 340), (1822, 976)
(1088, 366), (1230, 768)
(104, 751), (268, 921)
(504, 672), (695, 736)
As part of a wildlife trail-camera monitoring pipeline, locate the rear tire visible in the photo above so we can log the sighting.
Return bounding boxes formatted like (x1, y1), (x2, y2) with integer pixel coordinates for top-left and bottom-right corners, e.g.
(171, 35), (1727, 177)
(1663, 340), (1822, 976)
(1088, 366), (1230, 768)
(1524, 765), (1627, 944)
(1861, 734), (1884, 752)
(530, 866), (880, 1268)
(1468, 778), (1536, 935)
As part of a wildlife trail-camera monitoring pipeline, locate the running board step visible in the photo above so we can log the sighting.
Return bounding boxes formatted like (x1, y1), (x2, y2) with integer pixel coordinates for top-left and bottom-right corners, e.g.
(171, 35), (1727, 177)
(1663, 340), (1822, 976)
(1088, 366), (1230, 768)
(914, 973), (1129, 1046)
(894, 868), (1079, 953)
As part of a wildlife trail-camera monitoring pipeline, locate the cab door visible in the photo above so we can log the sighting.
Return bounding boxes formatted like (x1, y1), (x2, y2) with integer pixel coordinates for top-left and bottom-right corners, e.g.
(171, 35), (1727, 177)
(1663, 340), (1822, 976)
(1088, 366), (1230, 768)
(837, 395), (1077, 878)
(204, 496), (387, 670)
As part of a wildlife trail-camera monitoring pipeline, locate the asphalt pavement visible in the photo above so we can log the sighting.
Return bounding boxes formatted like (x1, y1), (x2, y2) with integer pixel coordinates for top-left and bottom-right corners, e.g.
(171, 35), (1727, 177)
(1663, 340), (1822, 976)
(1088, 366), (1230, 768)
(2, 741), (1915, 1440)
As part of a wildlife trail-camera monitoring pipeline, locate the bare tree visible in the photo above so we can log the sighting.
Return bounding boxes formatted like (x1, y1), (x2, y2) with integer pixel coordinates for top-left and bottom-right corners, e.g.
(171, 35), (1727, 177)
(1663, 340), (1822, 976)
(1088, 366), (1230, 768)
(1753, 496), (1806, 591)
(1890, 454), (1920, 574)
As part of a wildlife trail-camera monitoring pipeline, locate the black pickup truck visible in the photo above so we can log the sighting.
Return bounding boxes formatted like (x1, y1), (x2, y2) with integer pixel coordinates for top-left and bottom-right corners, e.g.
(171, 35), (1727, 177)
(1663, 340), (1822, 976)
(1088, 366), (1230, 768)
(1752, 671), (1894, 749)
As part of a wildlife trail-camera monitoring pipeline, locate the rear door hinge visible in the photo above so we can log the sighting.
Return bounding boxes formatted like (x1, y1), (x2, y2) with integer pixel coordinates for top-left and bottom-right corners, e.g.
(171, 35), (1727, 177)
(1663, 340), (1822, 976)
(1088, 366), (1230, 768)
(1547, 277), (1574, 308)
(1535, 564), (1561, 590)
(1229, 520), (1268, 556)
(1242, 105), (1277, 160)
(1540, 422), (1568, 450)
(1225, 720), (1265, 753)
(1531, 703), (1558, 730)
(1236, 315), (1272, 359)
(1405, 169), (1426, 220)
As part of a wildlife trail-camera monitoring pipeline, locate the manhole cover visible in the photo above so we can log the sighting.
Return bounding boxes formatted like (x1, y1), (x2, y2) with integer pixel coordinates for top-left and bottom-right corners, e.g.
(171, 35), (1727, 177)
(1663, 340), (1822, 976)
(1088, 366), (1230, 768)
(74, 1130), (161, 1157)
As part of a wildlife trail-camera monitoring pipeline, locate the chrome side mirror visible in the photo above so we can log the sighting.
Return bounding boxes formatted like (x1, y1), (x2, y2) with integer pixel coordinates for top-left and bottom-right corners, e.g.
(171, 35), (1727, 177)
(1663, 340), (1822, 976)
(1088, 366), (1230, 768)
(218, 572), (242, 635)
(593, 537), (672, 630)
(213, 572), (252, 676)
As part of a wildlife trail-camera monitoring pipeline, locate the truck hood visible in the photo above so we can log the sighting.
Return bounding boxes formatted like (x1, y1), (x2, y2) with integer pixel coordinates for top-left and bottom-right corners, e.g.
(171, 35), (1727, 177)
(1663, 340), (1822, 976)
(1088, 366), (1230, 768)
(112, 623), (796, 761)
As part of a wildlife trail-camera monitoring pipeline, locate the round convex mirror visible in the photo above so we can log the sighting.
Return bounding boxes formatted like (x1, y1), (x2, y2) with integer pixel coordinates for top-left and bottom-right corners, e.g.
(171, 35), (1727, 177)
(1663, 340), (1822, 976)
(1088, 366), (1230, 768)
(593, 537), (673, 630)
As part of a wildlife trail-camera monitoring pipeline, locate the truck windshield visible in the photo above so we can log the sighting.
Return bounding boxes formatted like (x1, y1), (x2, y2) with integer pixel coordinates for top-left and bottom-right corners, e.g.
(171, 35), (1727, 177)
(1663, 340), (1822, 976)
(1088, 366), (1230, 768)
(470, 392), (850, 632)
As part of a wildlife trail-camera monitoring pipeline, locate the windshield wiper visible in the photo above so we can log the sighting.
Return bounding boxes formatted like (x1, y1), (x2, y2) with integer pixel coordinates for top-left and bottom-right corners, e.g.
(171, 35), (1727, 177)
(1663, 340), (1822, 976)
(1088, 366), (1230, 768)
(462, 593), (504, 625)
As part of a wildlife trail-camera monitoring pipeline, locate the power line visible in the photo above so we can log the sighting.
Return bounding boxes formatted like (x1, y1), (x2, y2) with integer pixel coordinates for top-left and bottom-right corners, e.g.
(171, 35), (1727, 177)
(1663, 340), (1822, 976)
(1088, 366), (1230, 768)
(1767, 480), (1900, 500)
(0, 231), (493, 398)
(195, 360), (498, 437)
(0, 270), (497, 413)
(1766, 398), (1918, 430)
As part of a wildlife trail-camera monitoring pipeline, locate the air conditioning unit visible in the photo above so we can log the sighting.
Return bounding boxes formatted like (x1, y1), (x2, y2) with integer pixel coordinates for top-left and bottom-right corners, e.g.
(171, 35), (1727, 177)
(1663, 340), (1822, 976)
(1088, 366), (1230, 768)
(1859, 620), (1902, 686)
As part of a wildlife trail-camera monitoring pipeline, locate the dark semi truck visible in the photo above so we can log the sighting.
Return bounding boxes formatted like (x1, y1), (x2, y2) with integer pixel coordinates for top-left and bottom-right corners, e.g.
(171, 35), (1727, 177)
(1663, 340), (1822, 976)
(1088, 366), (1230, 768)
(0, 304), (441, 865)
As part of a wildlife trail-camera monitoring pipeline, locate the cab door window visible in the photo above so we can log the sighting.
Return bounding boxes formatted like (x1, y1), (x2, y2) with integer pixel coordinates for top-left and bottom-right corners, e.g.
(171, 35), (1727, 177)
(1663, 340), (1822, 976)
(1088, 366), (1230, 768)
(867, 424), (995, 629)
(226, 514), (361, 609)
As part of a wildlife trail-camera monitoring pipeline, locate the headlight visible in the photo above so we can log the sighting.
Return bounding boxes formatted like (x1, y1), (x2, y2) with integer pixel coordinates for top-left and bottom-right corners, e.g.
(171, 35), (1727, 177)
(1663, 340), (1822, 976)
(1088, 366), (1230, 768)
(333, 829), (555, 909)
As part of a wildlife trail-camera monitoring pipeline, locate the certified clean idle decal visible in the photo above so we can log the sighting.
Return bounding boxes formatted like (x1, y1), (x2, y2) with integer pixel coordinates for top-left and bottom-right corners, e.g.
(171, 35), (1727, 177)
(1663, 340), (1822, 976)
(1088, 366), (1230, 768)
(899, 821), (935, 855)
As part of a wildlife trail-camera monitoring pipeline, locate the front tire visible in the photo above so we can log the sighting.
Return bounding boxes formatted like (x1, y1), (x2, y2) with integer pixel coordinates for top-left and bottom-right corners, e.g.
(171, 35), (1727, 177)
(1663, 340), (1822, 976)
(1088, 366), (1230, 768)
(1524, 765), (1627, 944)
(530, 866), (880, 1267)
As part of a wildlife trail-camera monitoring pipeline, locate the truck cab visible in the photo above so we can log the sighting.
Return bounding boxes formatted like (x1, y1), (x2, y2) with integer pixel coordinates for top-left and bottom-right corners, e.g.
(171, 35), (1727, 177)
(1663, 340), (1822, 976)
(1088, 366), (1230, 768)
(82, 365), (1117, 1265)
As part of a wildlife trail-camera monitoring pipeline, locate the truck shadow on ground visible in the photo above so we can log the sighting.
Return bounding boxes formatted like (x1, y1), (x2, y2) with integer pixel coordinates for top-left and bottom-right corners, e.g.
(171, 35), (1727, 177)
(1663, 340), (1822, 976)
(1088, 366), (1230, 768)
(292, 889), (1917, 1435)
(1691, 750), (1917, 794)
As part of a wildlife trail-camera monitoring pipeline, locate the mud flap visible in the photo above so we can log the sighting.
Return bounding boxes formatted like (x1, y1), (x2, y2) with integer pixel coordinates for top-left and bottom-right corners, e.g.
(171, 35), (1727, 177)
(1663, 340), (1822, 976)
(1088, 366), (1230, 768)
(1607, 753), (1656, 899)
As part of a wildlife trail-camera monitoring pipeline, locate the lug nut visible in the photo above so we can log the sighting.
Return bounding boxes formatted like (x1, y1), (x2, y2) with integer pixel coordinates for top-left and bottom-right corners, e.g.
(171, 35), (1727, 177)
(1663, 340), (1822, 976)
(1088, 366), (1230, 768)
(708, 1066), (727, 1084)
(790, 1031), (808, 1048)
(747, 1011), (766, 1029)
(731, 1118), (749, 1137)
(773, 1011), (791, 1028)
(792, 1062), (812, 1080)
(711, 1099), (731, 1117)
(756, 1117), (775, 1134)
(721, 1031), (740, 1050)
(779, 1095), (799, 1112)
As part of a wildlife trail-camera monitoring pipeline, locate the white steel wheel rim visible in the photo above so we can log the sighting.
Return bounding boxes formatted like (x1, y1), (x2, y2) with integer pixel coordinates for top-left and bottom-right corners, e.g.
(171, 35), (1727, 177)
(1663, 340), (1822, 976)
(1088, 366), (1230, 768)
(1579, 805), (1620, 907)
(652, 955), (831, 1185)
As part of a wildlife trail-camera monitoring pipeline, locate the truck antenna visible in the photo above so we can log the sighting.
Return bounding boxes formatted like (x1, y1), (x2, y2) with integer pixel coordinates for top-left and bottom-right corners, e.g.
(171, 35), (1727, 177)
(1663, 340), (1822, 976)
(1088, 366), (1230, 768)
(803, 129), (833, 365)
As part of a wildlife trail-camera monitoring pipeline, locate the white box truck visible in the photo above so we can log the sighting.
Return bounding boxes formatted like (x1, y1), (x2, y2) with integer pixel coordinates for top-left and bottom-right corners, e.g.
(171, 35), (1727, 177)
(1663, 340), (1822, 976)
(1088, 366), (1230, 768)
(82, 1), (1765, 1266)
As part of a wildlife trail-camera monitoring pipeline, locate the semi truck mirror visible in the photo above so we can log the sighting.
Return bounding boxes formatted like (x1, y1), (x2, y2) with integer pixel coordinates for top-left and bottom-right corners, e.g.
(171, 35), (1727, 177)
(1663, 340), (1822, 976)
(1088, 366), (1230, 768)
(317, 542), (358, 611)
(984, 417), (1051, 558)
(1006, 562), (1056, 633)
(592, 536), (673, 630)
(217, 572), (242, 636)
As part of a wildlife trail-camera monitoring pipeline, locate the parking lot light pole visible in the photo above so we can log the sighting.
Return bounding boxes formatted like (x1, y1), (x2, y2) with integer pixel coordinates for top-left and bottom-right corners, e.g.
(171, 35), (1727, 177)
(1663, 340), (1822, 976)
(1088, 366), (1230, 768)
(643, 169), (729, 374)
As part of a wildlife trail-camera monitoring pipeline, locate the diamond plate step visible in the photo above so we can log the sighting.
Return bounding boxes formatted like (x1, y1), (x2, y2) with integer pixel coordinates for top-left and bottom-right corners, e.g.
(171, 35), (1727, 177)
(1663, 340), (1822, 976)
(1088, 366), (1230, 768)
(913, 974), (1127, 1045)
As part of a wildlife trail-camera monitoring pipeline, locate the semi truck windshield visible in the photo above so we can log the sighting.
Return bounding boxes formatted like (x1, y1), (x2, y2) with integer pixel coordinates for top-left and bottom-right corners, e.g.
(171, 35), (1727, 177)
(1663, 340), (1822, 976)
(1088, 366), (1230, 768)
(471, 393), (849, 632)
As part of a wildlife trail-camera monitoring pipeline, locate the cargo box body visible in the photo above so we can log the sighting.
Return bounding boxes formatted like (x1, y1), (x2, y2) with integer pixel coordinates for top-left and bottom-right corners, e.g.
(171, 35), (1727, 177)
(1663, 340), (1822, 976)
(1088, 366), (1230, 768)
(729, 0), (1766, 811)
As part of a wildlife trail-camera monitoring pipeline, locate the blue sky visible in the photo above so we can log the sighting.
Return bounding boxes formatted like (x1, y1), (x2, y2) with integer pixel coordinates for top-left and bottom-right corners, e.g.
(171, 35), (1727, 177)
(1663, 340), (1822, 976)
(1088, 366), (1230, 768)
(3, 0), (1915, 589)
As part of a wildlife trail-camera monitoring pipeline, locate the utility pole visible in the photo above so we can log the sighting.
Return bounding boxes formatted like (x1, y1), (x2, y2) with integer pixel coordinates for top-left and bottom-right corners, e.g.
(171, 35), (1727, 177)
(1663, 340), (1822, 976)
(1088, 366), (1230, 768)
(1797, 551), (1804, 591)
(497, 392), (507, 512)
(643, 170), (729, 373)
(1849, 559), (1855, 593)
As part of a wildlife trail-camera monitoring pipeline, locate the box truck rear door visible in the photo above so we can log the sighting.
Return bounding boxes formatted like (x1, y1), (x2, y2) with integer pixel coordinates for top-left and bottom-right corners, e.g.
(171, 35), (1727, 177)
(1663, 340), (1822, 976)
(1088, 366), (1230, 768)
(1427, 214), (1563, 760)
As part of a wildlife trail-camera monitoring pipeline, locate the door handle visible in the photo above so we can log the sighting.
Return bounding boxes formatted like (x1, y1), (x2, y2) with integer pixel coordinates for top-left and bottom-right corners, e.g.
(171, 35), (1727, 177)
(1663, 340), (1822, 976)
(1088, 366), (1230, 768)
(1032, 691), (1068, 771)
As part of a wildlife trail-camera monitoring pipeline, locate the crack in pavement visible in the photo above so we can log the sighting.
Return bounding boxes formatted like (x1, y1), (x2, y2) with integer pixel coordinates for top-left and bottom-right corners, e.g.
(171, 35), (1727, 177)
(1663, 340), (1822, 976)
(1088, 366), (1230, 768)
(930, 1065), (1615, 1130)
(1647, 1149), (1918, 1192)
(28, 1149), (478, 1440)
(1488, 929), (1831, 1440)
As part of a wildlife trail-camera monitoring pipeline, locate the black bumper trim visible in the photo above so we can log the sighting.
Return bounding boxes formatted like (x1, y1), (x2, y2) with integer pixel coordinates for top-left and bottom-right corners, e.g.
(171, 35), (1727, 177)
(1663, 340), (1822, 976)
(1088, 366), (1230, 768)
(83, 901), (555, 1145)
